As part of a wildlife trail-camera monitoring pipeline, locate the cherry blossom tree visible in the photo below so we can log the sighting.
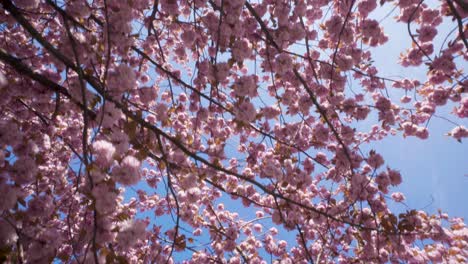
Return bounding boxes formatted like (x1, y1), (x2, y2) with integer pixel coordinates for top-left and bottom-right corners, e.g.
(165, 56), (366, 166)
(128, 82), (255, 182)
(0, 0), (467, 263)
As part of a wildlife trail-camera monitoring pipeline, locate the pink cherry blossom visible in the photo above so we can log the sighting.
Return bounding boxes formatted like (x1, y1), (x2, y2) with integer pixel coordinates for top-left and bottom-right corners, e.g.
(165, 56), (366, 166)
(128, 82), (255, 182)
(455, 97), (468, 118)
(116, 220), (147, 250)
(92, 140), (116, 167)
(0, 219), (17, 248)
(0, 183), (17, 211)
(449, 126), (468, 141)
(112, 156), (141, 186)
(418, 25), (438, 42)
(0, 72), (7, 88)
(391, 192), (406, 202)
(235, 100), (257, 122)
(0, 0), (466, 262)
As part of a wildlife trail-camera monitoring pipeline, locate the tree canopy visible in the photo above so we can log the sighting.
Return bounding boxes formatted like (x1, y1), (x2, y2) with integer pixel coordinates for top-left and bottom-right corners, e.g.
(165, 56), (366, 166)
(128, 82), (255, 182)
(0, 0), (467, 263)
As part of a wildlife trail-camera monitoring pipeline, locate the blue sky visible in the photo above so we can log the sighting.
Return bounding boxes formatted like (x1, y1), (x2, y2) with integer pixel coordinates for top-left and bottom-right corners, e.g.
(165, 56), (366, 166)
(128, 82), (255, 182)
(368, 2), (468, 221)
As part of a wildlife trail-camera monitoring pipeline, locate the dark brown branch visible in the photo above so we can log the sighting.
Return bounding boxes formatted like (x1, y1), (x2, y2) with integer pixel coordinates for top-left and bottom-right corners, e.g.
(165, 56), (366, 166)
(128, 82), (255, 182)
(447, 0), (468, 51)
(0, 49), (96, 119)
(296, 224), (314, 264)
(407, 0), (433, 62)
(244, 1), (281, 52)
(453, 0), (468, 12)
(1, 0), (77, 69)
(293, 68), (355, 178)
(329, 0), (355, 91)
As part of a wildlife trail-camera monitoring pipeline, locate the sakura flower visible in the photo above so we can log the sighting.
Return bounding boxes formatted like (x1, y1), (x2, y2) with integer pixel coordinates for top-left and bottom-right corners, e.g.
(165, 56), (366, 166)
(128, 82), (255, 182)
(10, 157), (37, 184)
(375, 172), (390, 193)
(0, 72), (7, 88)
(415, 127), (429, 139)
(313, 123), (329, 142)
(431, 54), (455, 74)
(358, 0), (377, 17)
(108, 64), (137, 93)
(421, 9), (440, 25)
(391, 192), (406, 202)
(232, 38), (251, 62)
(0, 150), (4, 167)
(99, 103), (123, 128)
(274, 54), (293, 75)
(138, 86), (158, 105)
(110, 129), (130, 156)
(28, 194), (54, 218)
(193, 228), (202, 236)
(388, 169), (402, 186)
(213, 62), (230, 82)
(418, 25), (437, 42)
(92, 183), (118, 214)
(186, 187), (201, 202)
(66, 1), (90, 18)
(229, 256), (241, 264)
(13, 0), (39, 9)
(402, 122), (418, 136)
(336, 55), (354, 71)
(375, 96), (391, 112)
(325, 15), (343, 36)
(429, 88), (448, 106)
(303, 157), (315, 174)
(232, 75), (257, 97)
(112, 155), (141, 186)
(367, 151), (384, 169)
(449, 126), (468, 141)
(0, 121), (22, 147)
(360, 19), (381, 38)
(262, 160), (281, 179)
(262, 105), (281, 119)
(116, 220), (147, 250)
(354, 105), (371, 120)
(454, 97), (468, 118)
(181, 30), (197, 47)
(90, 170), (107, 183)
(0, 219), (17, 247)
(400, 95), (412, 103)
(0, 183), (17, 211)
(155, 103), (169, 123)
(92, 140), (116, 167)
(161, 0), (179, 15)
(235, 100), (257, 123)
(253, 223), (263, 233)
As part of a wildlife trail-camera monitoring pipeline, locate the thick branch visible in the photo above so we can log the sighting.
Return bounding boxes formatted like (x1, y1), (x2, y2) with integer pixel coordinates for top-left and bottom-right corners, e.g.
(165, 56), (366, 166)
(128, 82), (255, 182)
(447, 0), (468, 51)
(0, 49), (96, 119)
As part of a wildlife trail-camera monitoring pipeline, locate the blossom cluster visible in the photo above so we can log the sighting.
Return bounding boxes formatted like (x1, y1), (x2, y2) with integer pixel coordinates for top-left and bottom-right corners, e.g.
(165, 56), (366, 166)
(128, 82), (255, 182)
(0, 0), (466, 263)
